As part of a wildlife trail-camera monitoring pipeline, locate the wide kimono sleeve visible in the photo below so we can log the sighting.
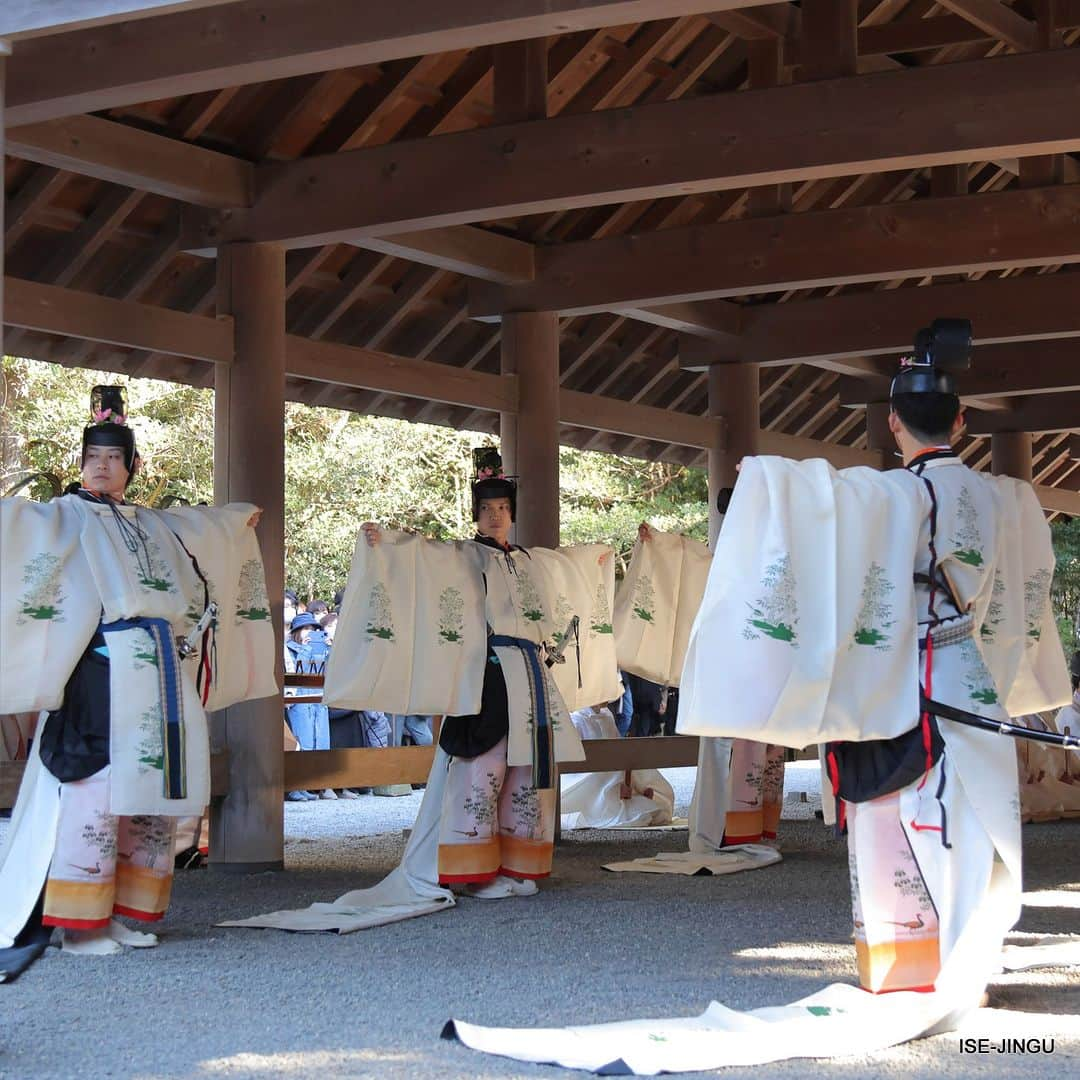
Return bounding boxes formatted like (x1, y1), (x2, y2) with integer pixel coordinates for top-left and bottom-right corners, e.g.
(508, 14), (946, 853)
(158, 503), (278, 709)
(0, 497), (100, 713)
(980, 477), (1072, 715)
(677, 456), (926, 749)
(323, 529), (487, 715)
(613, 529), (711, 688)
(527, 543), (620, 711)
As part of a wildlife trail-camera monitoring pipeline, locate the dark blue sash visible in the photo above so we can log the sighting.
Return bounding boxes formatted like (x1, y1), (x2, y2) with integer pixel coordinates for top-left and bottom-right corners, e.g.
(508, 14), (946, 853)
(489, 635), (555, 790)
(101, 616), (186, 800)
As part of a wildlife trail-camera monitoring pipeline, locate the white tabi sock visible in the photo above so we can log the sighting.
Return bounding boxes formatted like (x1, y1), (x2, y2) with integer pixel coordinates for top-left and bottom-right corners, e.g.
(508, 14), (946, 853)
(465, 875), (539, 900)
(61, 928), (123, 956)
(107, 919), (159, 948)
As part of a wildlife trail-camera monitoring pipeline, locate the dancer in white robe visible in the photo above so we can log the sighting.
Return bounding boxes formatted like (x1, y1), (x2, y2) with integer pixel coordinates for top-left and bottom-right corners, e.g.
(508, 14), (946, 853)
(0, 387), (275, 981)
(223, 449), (617, 932)
(445, 322), (1074, 1072)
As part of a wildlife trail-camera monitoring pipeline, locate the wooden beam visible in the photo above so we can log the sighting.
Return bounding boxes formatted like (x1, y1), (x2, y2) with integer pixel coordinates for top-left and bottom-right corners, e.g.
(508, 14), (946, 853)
(355, 227), (535, 285)
(934, 0), (1039, 52)
(6, 115), (253, 208)
(3, 275), (233, 361)
(285, 334), (518, 412)
(732, 272), (1080, 367)
(965, 392), (1080, 434)
(284, 746), (435, 789)
(471, 186), (1080, 315)
(559, 387), (721, 449)
(0, 2), (237, 40)
(1033, 482), (1080, 516)
(840, 339), (1080, 405)
(188, 47), (1080, 249)
(6, 0), (759, 124)
(758, 430), (887, 470)
(615, 300), (743, 350)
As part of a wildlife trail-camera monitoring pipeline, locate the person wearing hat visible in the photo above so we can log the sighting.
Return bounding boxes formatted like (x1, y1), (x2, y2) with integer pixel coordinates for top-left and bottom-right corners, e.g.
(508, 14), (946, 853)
(284, 612), (334, 801)
(0, 386), (274, 980)
(358, 448), (589, 900)
(675, 322), (1069, 1010)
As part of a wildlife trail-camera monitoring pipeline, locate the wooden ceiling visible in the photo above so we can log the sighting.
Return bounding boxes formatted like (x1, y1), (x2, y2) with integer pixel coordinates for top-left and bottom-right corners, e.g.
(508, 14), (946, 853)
(3, 0), (1079, 508)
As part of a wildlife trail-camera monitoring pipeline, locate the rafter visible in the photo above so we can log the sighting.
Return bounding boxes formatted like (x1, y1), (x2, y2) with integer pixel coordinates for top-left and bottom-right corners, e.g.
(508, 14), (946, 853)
(471, 185), (1080, 315)
(189, 46), (1080, 250)
(7, 115), (253, 208)
(6, 0), (761, 125)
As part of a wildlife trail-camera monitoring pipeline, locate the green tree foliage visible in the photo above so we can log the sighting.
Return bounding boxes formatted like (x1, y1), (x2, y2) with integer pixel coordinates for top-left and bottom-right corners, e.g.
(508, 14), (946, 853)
(1051, 517), (1080, 655)
(6, 355), (1073, 653)
(2, 357), (707, 600)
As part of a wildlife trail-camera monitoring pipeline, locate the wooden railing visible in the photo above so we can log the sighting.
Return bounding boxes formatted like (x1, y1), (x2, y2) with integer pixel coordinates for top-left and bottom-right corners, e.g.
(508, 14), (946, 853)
(1, 673), (704, 809)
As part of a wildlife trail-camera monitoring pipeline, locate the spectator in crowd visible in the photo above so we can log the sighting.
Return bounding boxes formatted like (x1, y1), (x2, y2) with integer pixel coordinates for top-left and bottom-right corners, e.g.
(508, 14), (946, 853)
(283, 589), (299, 629)
(284, 612), (334, 802)
(625, 673), (678, 737)
(307, 599), (329, 620)
(319, 612), (338, 644)
(608, 674), (633, 737)
(333, 587), (345, 613)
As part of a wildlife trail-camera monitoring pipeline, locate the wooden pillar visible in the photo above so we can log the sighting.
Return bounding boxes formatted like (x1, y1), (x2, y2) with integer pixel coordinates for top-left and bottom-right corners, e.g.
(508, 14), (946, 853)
(708, 364), (759, 547)
(501, 311), (560, 549)
(493, 38), (557, 550)
(800, 0), (857, 81)
(991, 431), (1034, 483)
(865, 402), (899, 468)
(493, 39), (548, 124)
(210, 243), (286, 872)
(0, 41), (9, 361)
(1021, 0), (1064, 189)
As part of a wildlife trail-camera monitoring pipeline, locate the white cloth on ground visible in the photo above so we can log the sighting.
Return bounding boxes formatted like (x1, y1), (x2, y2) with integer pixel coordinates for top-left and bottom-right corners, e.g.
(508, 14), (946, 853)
(560, 709), (674, 829)
(220, 749), (455, 933)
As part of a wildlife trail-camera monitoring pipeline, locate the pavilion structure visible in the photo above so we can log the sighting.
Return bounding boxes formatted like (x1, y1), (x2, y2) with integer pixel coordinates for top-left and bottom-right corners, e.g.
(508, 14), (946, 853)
(2, 0), (1079, 869)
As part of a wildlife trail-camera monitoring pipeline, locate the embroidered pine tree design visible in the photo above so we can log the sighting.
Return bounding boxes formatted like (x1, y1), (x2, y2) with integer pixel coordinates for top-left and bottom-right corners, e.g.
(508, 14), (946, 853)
(235, 558), (270, 621)
(1022, 569), (1051, 643)
(631, 574), (656, 623)
(135, 532), (176, 593)
(437, 586), (465, 644)
(951, 487), (984, 567)
(551, 593), (574, 646)
(461, 772), (499, 828)
(743, 555), (799, 645)
(80, 812), (119, 861)
(762, 752), (785, 802)
(591, 582), (613, 636)
(132, 630), (159, 669)
(128, 816), (174, 869)
(365, 582), (395, 640)
(980, 571), (1007, 642)
(852, 563), (895, 651)
(509, 785), (542, 839)
(16, 553), (66, 623)
(515, 571), (545, 622)
(137, 704), (165, 771)
(960, 638), (998, 705)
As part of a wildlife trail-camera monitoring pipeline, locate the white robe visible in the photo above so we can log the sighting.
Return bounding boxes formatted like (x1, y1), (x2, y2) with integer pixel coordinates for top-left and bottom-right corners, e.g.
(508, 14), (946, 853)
(0, 495), (275, 948)
(447, 455), (1073, 1072)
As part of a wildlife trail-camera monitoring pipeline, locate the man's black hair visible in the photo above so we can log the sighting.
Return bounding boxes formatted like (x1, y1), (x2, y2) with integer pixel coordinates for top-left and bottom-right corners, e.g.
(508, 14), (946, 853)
(284, 589), (299, 605)
(308, 599), (329, 616)
(890, 391), (960, 445)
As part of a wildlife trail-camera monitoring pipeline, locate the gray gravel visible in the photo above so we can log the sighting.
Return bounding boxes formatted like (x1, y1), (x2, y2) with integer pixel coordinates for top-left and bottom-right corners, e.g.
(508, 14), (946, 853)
(1, 765), (1078, 1080)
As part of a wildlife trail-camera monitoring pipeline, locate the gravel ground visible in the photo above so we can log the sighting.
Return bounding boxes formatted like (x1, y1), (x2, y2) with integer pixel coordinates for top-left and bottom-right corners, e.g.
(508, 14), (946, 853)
(1, 764), (1078, 1080)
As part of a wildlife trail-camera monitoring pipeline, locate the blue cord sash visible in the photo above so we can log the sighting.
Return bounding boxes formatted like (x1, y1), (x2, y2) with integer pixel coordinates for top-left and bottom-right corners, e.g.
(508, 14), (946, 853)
(489, 635), (555, 790)
(101, 617), (186, 800)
